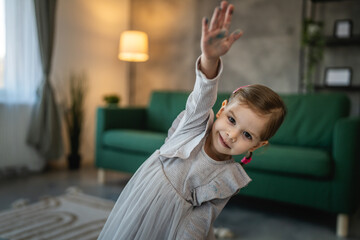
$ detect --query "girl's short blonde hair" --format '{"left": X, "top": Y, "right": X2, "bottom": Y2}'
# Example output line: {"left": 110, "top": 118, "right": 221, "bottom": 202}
{"left": 229, "top": 84, "right": 287, "bottom": 141}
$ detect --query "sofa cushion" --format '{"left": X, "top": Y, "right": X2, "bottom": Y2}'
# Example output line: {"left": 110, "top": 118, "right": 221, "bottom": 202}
{"left": 147, "top": 92, "right": 189, "bottom": 133}
{"left": 271, "top": 93, "right": 349, "bottom": 149}
{"left": 245, "top": 144, "right": 332, "bottom": 178}
{"left": 103, "top": 130, "right": 167, "bottom": 154}
{"left": 147, "top": 91, "right": 232, "bottom": 133}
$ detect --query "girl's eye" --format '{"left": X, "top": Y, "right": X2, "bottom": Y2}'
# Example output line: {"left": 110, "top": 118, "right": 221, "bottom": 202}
{"left": 228, "top": 117, "right": 235, "bottom": 124}
{"left": 243, "top": 131, "right": 252, "bottom": 140}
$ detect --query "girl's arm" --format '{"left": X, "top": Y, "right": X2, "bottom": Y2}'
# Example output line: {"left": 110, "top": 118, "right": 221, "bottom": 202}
{"left": 159, "top": 1, "right": 243, "bottom": 158}
{"left": 159, "top": 59, "right": 222, "bottom": 158}
{"left": 199, "top": 1, "right": 243, "bottom": 79}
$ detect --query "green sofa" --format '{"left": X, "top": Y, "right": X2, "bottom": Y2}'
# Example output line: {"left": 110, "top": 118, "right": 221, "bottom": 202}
{"left": 95, "top": 91, "right": 360, "bottom": 237}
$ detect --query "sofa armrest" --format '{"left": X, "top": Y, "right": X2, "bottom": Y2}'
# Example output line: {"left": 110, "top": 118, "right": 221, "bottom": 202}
{"left": 331, "top": 117, "right": 360, "bottom": 213}
{"left": 95, "top": 107, "right": 147, "bottom": 167}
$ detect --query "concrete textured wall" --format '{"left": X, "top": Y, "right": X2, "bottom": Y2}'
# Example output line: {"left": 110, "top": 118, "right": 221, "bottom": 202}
{"left": 131, "top": 0, "right": 303, "bottom": 106}
{"left": 131, "top": 0, "right": 360, "bottom": 115}
{"left": 130, "top": 0, "right": 198, "bottom": 105}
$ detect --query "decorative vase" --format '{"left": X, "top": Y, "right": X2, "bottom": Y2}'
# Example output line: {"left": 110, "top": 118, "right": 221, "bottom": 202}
{"left": 67, "top": 153, "right": 81, "bottom": 170}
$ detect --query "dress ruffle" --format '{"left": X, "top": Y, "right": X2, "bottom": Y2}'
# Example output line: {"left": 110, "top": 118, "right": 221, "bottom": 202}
{"left": 190, "top": 163, "right": 251, "bottom": 207}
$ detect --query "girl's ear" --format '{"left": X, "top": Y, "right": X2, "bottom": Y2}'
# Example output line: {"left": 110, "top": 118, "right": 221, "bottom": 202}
{"left": 249, "top": 140, "right": 268, "bottom": 152}
{"left": 216, "top": 100, "right": 228, "bottom": 118}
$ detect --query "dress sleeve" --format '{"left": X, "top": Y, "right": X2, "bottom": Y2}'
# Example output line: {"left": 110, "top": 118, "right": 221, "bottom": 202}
{"left": 159, "top": 56, "right": 223, "bottom": 159}
{"left": 176, "top": 56, "right": 222, "bottom": 133}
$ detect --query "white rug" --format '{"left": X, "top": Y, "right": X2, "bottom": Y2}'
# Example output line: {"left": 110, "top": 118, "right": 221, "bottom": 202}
{"left": 0, "top": 188, "right": 114, "bottom": 240}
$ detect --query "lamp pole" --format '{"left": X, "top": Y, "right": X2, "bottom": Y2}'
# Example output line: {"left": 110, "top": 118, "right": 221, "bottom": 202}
{"left": 129, "top": 62, "right": 135, "bottom": 105}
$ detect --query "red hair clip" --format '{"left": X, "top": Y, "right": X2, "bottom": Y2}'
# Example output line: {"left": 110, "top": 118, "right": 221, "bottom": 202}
{"left": 241, "top": 152, "right": 253, "bottom": 165}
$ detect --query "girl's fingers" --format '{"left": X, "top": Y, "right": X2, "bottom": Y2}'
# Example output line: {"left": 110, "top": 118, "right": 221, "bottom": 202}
{"left": 228, "top": 30, "right": 243, "bottom": 46}
{"left": 202, "top": 17, "right": 209, "bottom": 37}
{"left": 209, "top": 6, "right": 220, "bottom": 31}
{"left": 223, "top": 4, "right": 234, "bottom": 31}
{"left": 217, "top": 1, "right": 228, "bottom": 30}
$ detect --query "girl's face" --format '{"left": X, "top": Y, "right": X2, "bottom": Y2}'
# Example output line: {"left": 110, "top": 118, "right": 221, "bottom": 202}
{"left": 205, "top": 100, "right": 269, "bottom": 161}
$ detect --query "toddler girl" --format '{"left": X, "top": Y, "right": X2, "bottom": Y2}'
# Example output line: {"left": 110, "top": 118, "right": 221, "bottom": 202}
{"left": 98, "top": 1, "right": 286, "bottom": 239}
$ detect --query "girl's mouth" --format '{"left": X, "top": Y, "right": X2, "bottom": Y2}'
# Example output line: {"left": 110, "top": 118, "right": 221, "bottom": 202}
{"left": 219, "top": 134, "right": 231, "bottom": 149}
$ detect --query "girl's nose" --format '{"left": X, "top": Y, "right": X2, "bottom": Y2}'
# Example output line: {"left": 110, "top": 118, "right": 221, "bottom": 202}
{"left": 227, "top": 131, "right": 237, "bottom": 142}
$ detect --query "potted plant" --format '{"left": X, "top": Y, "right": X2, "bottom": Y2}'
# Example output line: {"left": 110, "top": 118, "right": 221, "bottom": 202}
{"left": 302, "top": 19, "right": 326, "bottom": 92}
{"left": 64, "top": 72, "right": 88, "bottom": 170}
{"left": 103, "top": 94, "right": 120, "bottom": 107}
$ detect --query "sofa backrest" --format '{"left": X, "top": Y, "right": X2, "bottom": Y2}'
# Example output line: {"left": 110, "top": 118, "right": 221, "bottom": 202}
{"left": 271, "top": 93, "right": 349, "bottom": 148}
{"left": 147, "top": 91, "right": 231, "bottom": 133}
{"left": 147, "top": 91, "right": 188, "bottom": 133}
{"left": 147, "top": 91, "right": 350, "bottom": 149}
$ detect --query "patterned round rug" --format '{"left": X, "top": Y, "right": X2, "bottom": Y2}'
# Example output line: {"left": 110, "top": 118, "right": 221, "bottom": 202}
{"left": 0, "top": 188, "right": 114, "bottom": 240}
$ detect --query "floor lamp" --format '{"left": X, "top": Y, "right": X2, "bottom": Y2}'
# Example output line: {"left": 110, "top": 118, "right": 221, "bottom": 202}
{"left": 118, "top": 31, "right": 149, "bottom": 106}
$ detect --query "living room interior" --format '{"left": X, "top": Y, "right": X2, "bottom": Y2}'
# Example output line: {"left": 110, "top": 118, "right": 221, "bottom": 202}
{"left": 1, "top": 0, "right": 360, "bottom": 239}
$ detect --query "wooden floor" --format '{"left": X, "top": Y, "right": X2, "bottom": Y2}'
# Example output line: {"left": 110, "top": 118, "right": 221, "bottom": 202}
{"left": 1, "top": 166, "right": 360, "bottom": 240}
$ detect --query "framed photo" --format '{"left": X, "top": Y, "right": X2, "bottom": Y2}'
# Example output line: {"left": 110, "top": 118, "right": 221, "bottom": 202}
{"left": 334, "top": 20, "right": 353, "bottom": 38}
{"left": 324, "top": 67, "right": 352, "bottom": 87}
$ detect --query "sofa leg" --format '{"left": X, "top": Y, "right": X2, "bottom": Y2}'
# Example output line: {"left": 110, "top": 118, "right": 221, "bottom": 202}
{"left": 98, "top": 169, "right": 106, "bottom": 184}
{"left": 336, "top": 214, "right": 349, "bottom": 237}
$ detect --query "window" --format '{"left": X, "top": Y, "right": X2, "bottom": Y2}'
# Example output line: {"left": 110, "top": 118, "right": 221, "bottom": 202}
{"left": 0, "top": 0, "right": 5, "bottom": 89}
{"left": 0, "top": 0, "right": 42, "bottom": 104}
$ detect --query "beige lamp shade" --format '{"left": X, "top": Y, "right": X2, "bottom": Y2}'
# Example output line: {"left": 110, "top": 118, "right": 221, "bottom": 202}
{"left": 118, "top": 31, "right": 149, "bottom": 62}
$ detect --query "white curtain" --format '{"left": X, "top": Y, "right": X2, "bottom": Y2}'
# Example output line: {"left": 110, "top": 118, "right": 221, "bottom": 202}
{"left": 1, "top": 0, "right": 42, "bottom": 104}
{"left": 0, "top": 0, "right": 44, "bottom": 175}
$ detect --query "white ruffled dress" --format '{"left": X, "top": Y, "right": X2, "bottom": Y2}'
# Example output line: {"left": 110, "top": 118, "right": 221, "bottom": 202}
{"left": 98, "top": 57, "right": 251, "bottom": 240}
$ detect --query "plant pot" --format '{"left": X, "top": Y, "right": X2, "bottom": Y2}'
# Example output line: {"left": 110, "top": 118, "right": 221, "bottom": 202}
{"left": 106, "top": 103, "right": 119, "bottom": 108}
{"left": 67, "top": 153, "right": 81, "bottom": 170}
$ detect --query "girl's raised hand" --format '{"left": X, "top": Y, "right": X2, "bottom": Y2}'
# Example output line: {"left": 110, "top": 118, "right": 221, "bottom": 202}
{"left": 201, "top": 1, "right": 243, "bottom": 61}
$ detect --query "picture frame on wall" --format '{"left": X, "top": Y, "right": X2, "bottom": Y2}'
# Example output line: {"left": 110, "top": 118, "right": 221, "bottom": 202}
{"left": 334, "top": 20, "right": 353, "bottom": 38}
{"left": 324, "top": 67, "right": 352, "bottom": 87}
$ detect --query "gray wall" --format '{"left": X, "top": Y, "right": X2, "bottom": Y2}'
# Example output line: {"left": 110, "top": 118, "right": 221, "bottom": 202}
{"left": 130, "top": 0, "right": 198, "bottom": 105}
{"left": 131, "top": 0, "right": 360, "bottom": 115}
{"left": 131, "top": 0, "right": 302, "bottom": 106}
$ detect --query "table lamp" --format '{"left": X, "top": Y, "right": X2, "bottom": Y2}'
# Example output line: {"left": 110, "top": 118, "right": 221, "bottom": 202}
{"left": 119, "top": 31, "right": 149, "bottom": 105}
